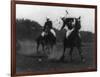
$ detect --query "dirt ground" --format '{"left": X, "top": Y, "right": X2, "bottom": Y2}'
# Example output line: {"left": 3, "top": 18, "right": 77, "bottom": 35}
{"left": 16, "top": 40, "right": 96, "bottom": 73}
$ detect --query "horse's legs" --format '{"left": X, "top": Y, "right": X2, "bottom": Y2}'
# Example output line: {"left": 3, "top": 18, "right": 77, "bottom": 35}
{"left": 77, "top": 46, "right": 85, "bottom": 62}
{"left": 44, "top": 44, "right": 49, "bottom": 56}
{"left": 47, "top": 44, "right": 51, "bottom": 56}
{"left": 50, "top": 44, "right": 54, "bottom": 55}
{"left": 59, "top": 44, "right": 66, "bottom": 61}
{"left": 36, "top": 42, "right": 39, "bottom": 53}
{"left": 69, "top": 47, "right": 74, "bottom": 61}
{"left": 42, "top": 43, "right": 45, "bottom": 52}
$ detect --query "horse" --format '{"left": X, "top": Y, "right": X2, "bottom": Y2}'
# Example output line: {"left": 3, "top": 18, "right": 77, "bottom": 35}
{"left": 60, "top": 17, "right": 85, "bottom": 62}
{"left": 35, "top": 27, "right": 56, "bottom": 56}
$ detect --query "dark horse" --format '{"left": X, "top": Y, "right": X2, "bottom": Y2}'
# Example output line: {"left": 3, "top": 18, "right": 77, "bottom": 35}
{"left": 36, "top": 27, "right": 56, "bottom": 56}
{"left": 60, "top": 17, "right": 85, "bottom": 62}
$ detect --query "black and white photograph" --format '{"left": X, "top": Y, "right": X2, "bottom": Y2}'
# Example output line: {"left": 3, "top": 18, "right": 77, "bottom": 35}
{"left": 15, "top": 2, "right": 97, "bottom": 75}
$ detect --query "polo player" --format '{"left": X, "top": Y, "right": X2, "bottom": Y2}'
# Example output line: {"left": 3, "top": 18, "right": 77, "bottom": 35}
{"left": 44, "top": 18, "right": 52, "bottom": 31}
{"left": 41, "top": 18, "right": 56, "bottom": 37}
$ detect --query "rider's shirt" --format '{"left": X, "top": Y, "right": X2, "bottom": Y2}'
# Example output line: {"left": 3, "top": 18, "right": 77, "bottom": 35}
{"left": 44, "top": 20, "right": 52, "bottom": 30}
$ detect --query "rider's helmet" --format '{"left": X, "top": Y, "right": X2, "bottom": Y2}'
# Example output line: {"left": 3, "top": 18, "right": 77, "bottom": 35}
{"left": 46, "top": 17, "right": 50, "bottom": 21}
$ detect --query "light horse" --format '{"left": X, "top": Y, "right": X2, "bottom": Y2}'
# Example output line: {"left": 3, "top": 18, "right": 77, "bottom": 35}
{"left": 60, "top": 17, "right": 85, "bottom": 62}
{"left": 36, "top": 26, "right": 56, "bottom": 56}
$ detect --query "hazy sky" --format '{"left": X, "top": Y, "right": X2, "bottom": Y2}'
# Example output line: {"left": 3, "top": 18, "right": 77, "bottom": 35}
{"left": 16, "top": 4, "right": 95, "bottom": 33}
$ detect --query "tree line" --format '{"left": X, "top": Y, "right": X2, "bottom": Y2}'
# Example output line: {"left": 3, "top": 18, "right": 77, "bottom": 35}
{"left": 16, "top": 19, "right": 94, "bottom": 43}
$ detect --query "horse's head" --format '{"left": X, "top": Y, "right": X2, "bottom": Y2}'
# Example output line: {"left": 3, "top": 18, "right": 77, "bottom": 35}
{"left": 74, "top": 16, "right": 81, "bottom": 30}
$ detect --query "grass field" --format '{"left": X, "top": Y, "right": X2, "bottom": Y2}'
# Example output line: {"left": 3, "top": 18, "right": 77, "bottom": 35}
{"left": 16, "top": 40, "right": 96, "bottom": 73}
